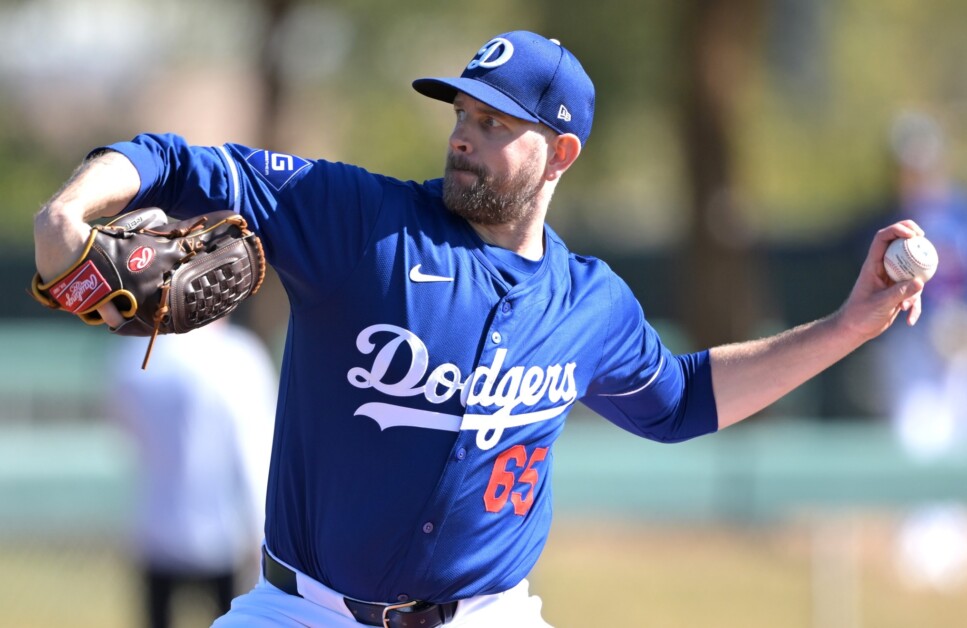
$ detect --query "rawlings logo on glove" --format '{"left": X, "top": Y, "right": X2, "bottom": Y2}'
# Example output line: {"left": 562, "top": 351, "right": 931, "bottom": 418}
{"left": 30, "top": 208, "right": 266, "bottom": 368}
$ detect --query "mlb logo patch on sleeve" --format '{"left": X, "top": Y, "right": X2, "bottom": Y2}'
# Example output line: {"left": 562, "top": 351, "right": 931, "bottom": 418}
{"left": 245, "top": 150, "right": 311, "bottom": 191}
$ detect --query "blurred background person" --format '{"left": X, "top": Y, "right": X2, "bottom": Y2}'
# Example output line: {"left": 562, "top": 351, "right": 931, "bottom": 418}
{"left": 106, "top": 316, "right": 278, "bottom": 628}
{"left": 873, "top": 111, "right": 967, "bottom": 591}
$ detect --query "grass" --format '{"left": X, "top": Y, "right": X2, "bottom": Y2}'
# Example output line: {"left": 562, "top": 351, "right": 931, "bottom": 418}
{"left": 0, "top": 539, "right": 219, "bottom": 628}
{"left": 533, "top": 516, "right": 967, "bottom": 627}
{"left": 2, "top": 514, "right": 967, "bottom": 627}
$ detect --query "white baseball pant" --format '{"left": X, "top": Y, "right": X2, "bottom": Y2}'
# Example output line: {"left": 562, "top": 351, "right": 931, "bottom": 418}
{"left": 211, "top": 548, "right": 553, "bottom": 627}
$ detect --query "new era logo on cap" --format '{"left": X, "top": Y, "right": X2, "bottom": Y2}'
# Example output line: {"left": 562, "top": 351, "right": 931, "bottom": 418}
{"left": 412, "top": 31, "right": 595, "bottom": 145}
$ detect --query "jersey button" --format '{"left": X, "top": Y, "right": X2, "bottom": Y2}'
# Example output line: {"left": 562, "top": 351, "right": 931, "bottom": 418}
{"left": 422, "top": 522, "right": 434, "bottom": 534}
{"left": 456, "top": 447, "right": 467, "bottom": 460}
{"left": 397, "top": 594, "right": 409, "bottom": 602}
{"left": 502, "top": 301, "right": 512, "bottom": 313}
{"left": 491, "top": 331, "right": 502, "bottom": 344}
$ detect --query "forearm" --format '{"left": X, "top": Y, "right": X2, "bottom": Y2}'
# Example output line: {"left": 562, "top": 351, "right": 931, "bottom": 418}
{"left": 709, "top": 221, "right": 930, "bottom": 429}
{"left": 34, "top": 150, "right": 140, "bottom": 280}
{"left": 709, "top": 313, "right": 864, "bottom": 429}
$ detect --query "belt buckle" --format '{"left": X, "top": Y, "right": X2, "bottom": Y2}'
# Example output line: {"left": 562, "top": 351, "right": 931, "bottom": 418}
{"left": 381, "top": 600, "right": 418, "bottom": 628}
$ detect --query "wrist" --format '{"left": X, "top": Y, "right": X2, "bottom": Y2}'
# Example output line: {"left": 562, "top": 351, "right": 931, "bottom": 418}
{"left": 828, "top": 305, "right": 874, "bottom": 349}
{"left": 34, "top": 202, "right": 92, "bottom": 280}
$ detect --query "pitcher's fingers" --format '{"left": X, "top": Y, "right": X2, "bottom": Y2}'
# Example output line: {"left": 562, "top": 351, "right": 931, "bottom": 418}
{"left": 906, "top": 294, "right": 923, "bottom": 326}
{"left": 98, "top": 302, "right": 125, "bottom": 328}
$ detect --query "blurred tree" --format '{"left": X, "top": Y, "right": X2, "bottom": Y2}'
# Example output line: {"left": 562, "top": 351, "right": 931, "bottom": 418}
{"left": 677, "top": 0, "right": 766, "bottom": 348}
{"left": 541, "top": 0, "right": 766, "bottom": 347}
{"left": 243, "top": 0, "right": 298, "bottom": 345}
{"left": 256, "top": 0, "right": 295, "bottom": 153}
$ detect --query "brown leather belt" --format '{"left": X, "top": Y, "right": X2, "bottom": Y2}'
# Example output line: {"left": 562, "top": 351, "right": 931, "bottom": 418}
{"left": 262, "top": 547, "right": 458, "bottom": 628}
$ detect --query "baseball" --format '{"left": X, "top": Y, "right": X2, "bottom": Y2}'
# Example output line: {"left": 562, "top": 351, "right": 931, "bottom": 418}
{"left": 883, "top": 235, "right": 938, "bottom": 283}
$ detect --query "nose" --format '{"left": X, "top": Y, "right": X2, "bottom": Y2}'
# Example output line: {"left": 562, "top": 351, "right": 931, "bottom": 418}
{"left": 449, "top": 123, "right": 471, "bottom": 154}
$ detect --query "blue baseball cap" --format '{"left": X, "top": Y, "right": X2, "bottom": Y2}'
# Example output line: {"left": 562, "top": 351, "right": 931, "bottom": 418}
{"left": 413, "top": 31, "right": 595, "bottom": 145}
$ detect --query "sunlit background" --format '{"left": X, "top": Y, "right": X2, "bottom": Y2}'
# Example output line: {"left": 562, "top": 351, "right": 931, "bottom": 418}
{"left": 3, "top": 0, "right": 967, "bottom": 626}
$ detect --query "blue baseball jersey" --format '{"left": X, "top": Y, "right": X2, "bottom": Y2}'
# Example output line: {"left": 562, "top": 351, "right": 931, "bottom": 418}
{"left": 103, "top": 133, "right": 718, "bottom": 604}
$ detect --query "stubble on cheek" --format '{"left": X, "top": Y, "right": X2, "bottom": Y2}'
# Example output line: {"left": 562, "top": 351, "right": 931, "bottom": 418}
{"left": 442, "top": 152, "right": 543, "bottom": 226}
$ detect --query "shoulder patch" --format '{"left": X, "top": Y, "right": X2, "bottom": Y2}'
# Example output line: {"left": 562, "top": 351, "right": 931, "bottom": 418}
{"left": 245, "top": 150, "right": 310, "bottom": 191}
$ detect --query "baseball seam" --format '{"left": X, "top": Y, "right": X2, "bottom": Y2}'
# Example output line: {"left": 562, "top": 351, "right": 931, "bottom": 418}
{"left": 902, "top": 239, "right": 931, "bottom": 269}
{"left": 884, "top": 257, "right": 906, "bottom": 279}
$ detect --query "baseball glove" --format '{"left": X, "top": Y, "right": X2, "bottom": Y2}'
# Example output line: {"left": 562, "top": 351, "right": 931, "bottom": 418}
{"left": 31, "top": 208, "right": 266, "bottom": 368}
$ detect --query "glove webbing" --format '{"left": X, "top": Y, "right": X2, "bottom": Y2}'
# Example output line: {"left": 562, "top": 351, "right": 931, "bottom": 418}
{"left": 140, "top": 217, "right": 213, "bottom": 370}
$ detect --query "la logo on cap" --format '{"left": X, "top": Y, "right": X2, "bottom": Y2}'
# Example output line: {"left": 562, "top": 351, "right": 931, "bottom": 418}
{"left": 467, "top": 38, "right": 514, "bottom": 71}
{"left": 412, "top": 30, "right": 596, "bottom": 145}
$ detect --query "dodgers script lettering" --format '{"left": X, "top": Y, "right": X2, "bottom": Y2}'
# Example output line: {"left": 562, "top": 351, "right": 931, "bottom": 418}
{"left": 347, "top": 324, "right": 577, "bottom": 450}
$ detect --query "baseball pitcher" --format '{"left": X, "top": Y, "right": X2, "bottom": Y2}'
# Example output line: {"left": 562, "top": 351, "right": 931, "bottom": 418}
{"left": 33, "top": 31, "right": 927, "bottom": 627}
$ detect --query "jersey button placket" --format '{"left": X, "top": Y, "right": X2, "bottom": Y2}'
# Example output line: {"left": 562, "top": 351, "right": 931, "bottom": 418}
{"left": 491, "top": 299, "right": 512, "bottom": 344}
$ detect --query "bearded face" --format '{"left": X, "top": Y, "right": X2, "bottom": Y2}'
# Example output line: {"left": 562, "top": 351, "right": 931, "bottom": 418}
{"left": 442, "top": 150, "right": 545, "bottom": 226}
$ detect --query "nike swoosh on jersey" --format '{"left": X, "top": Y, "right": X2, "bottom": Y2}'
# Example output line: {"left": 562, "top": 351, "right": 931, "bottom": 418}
{"left": 408, "top": 264, "right": 454, "bottom": 283}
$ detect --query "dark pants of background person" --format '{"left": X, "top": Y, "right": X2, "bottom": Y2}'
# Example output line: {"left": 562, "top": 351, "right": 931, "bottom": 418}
{"left": 144, "top": 566, "right": 235, "bottom": 628}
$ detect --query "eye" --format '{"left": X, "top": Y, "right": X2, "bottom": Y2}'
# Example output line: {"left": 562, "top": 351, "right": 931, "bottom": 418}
{"left": 482, "top": 116, "right": 502, "bottom": 129}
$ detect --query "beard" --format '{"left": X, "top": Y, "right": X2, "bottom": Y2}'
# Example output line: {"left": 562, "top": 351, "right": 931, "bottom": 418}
{"left": 442, "top": 152, "right": 543, "bottom": 226}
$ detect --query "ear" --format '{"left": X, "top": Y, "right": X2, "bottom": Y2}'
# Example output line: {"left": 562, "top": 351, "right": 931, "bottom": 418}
{"left": 545, "top": 133, "right": 582, "bottom": 181}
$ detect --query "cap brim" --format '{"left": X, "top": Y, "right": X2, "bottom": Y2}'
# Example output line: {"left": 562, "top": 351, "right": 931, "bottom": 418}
{"left": 412, "top": 77, "right": 540, "bottom": 124}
